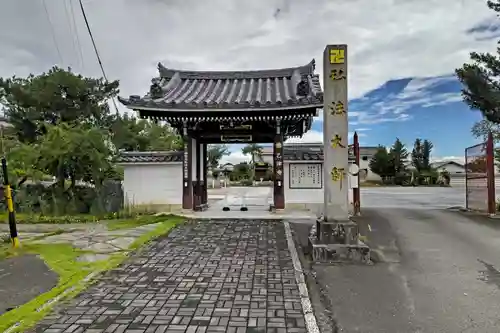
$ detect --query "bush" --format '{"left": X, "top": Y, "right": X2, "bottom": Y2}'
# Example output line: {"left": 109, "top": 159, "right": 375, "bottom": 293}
{"left": 0, "top": 181, "right": 124, "bottom": 216}
{"left": 239, "top": 179, "right": 254, "bottom": 186}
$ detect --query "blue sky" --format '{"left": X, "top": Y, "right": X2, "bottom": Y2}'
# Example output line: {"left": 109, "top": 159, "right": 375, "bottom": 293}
{"left": 224, "top": 74, "right": 484, "bottom": 164}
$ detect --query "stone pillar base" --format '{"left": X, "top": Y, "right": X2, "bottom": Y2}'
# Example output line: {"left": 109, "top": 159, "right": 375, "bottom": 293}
{"left": 309, "top": 218, "right": 371, "bottom": 264}
{"left": 308, "top": 238, "right": 371, "bottom": 263}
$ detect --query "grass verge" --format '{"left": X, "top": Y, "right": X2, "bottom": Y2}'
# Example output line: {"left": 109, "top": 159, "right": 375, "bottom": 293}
{"left": 106, "top": 214, "right": 183, "bottom": 231}
{"left": 0, "top": 216, "right": 184, "bottom": 333}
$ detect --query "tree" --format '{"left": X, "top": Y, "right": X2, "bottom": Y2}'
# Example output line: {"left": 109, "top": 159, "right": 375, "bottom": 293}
{"left": 0, "top": 66, "right": 119, "bottom": 143}
{"left": 455, "top": 0, "right": 500, "bottom": 123}
{"left": 389, "top": 138, "right": 409, "bottom": 174}
{"left": 411, "top": 138, "right": 423, "bottom": 172}
{"left": 470, "top": 119, "right": 500, "bottom": 169}
{"left": 369, "top": 146, "right": 392, "bottom": 179}
{"left": 110, "top": 114, "right": 182, "bottom": 152}
{"left": 422, "top": 139, "right": 433, "bottom": 171}
{"left": 242, "top": 143, "right": 263, "bottom": 181}
{"left": 471, "top": 119, "right": 500, "bottom": 142}
{"left": 34, "top": 123, "right": 114, "bottom": 190}
{"left": 207, "top": 144, "right": 229, "bottom": 170}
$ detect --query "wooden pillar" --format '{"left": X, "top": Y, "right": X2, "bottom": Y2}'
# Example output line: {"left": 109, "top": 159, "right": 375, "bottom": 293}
{"left": 202, "top": 143, "right": 208, "bottom": 205}
{"left": 273, "top": 119, "right": 285, "bottom": 209}
{"left": 353, "top": 132, "right": 361, "bottom": 215}
{"left": 486, "top": 131, "right": 496, "bottom": 215}
{"left": 182, "top": 125, "right": 193, "bottom": 210}
{"left": 193, "top": 138, "right": 202, "bottom": 210}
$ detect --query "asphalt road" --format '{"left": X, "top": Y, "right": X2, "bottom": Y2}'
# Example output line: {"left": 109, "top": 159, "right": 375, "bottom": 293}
{"left": 361, "top": 187, "right": 465, "bottom": 209}
{"left": 306, "top": 208, "right": 500, "bottom": 333}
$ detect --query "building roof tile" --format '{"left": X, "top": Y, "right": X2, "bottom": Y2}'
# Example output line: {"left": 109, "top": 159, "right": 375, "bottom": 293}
{"left": 117, "top": 151, "right": 183, "bottom": 163}
{"left": 118, "top": 60, "right": 323, "bottom": 112}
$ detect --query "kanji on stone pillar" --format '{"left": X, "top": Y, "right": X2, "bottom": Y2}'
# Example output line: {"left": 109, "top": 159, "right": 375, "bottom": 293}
{"left": 323, "top": 44, "right": 349, "bottom": 222}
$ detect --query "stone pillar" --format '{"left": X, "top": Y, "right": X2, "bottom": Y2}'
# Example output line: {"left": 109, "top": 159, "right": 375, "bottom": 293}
{"left": 182, "top": 125, "right": 193, "bottom": 210}
{"left": 323, "top": 44, "right": 349, "bottom": 222}
{"left": 273, "top": 119, "right": 285, "bottom": 209}
{"left": 202, "top": 143, "right": 208, "bottom": 205}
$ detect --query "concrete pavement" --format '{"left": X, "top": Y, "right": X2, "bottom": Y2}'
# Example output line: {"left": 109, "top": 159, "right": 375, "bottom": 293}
{"left": 297, "top": 208, "right": 500, "bottom": 333}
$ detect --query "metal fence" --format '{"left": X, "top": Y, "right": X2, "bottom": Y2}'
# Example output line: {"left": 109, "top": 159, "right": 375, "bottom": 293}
{"left": 465, "top": 133, "right": 496, "bottom": 214}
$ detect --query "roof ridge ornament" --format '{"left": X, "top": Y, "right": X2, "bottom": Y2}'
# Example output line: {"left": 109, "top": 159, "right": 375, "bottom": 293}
{"left": 296, "top": 76, "right": 310, "bottom": 97}
{"left": 150, "top": 77, "right": 163, "bottom": 99}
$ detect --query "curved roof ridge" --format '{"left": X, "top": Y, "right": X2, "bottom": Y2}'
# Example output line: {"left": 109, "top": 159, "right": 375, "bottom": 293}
{"left": 157, "top": 59, "right": 316, "bottom": 80}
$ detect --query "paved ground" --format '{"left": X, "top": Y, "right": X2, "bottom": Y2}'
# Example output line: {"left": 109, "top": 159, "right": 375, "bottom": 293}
{"left": 0, "top": 255, "right": 58, "bottom": 315}
{"left": 34, "top": 220, "right": 311, "bottom": 333}
{"left": 298, "top": 208, "right": 500, "bottom": 333}
{"left": 361, "top": 186, "right": 465, "bottom": 209}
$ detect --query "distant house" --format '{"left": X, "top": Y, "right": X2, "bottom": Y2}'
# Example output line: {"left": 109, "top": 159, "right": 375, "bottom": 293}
{"left": 430, "top": 161, "right": 466, "bottom": 175}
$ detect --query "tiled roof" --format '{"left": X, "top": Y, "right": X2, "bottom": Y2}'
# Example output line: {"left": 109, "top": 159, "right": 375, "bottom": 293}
{"left": 118, "top": 60, "right": 323, "bottom": 112}
{"left": 117, "top": 151, "right": 183, "bottom": 163}
{"left": 118, "top": 144, "right": 376, "bottom": 164}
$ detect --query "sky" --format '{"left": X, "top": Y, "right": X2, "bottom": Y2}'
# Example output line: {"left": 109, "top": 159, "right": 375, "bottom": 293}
{"left": 0, "top": 0, "right": 498, "bottom": 165}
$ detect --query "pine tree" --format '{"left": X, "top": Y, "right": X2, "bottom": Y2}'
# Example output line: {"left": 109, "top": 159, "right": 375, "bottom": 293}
{"left": 456, "top": 0, "right": 500, "bottom": 123}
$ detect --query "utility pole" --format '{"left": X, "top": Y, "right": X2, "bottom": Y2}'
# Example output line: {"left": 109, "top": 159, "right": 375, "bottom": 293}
{"left": 2, "top": 158, "right": 18, "bottom": 248}
{"left": 0, "top": 123, "right": 19, "bottom": 248}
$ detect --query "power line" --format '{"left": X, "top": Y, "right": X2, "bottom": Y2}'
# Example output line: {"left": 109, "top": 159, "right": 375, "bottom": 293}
{"left": 78, "top": 0, "right": 119, "bottom": 114}
{"left": 69, "top": 0, "right": 85, "bottom": 70}
{"left": 63, "top": 0, "right": 82, "bottom": 69}
{"left": 41, "top": 0, "right": 63, "bottom": 65}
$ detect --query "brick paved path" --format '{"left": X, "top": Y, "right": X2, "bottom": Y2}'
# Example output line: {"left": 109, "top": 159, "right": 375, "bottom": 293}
{"left": 35, "top": 220, "right": 309, "bottom": 333}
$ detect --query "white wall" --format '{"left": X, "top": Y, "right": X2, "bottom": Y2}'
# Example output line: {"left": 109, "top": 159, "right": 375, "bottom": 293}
{"left": 436, "top": 163, "right": 466, "bottom": 175}
{"left": 359, "top": 156, "right": 381, "bottom": 181}
{"left": 283, "top": 161, "right": 354, "bottom": 205}
{"left": 122, "top": 163, "right": 182, "bottom": 205}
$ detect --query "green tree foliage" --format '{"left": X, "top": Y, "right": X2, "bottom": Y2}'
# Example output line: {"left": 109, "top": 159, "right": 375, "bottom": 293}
{"left": 207, "top": 144, "right": 229, "bottom": 170}
{"left": 242, "top": 144, "right": 263, "bottom": 164}
{"left": 389, "top": 138, "right": 409, "bottom": 174}
{"left": 411, "top": 138, "right": 423, "bottom": 172}
{"left": 110, "top": 113, "right": 182, "bottom": 152}
{"left": 242, "top": 143, "right": 264, "bottom": 181}
{"left": 411, "top": 138, "right": 433, "bottom": 172}
{"left": 0, "top": 66, "right": 118, "bottom": 143}
{"left": 369, "top": 146, "right": 391, "bottom": 178}
{"left": 471, "top": 119, "right": 500, "bottom": 169}
{"left": 455, "top": 0, "right": 500, "bottom": 123}
{"left": 422, "top": 140, "right": 433, "bottom": 171}
{"left": 230, "top": 162, "right": 252, "bottom": 181}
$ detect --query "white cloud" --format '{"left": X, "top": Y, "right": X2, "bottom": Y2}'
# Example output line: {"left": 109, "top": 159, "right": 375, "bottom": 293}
{"left": 0, "top": 0, "right": 496, "bottom": 105}
{"left": 220, "top": 150, "right": 250, "bottom": 165}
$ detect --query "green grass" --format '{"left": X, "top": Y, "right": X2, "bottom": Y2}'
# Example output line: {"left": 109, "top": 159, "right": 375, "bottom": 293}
{"left": 106, "top": 214, "right": 183, "bottom": 231}
{"left": 0, "top": 215, "right": 184, "bottom": 333}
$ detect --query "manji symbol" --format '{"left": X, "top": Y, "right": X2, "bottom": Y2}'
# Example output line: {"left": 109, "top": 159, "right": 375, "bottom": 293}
{"left": 330, "top": 69, "right": 346, "bottom": 81}
{"left": 330, "top": 134, "right": 345, "bottom": 148}
{"left": 329, "top": 101, "right": 346, "bottom": 116}
{"left": 330, "top": 49, "right": 345, "bottom": 64}
{"left": 330, "top": 167, "right": 345, "bottom": 190}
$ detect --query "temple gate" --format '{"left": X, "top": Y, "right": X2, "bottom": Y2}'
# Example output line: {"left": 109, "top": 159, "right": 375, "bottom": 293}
{"left": 119, "top": 60, "right": 323, "bottom": 211}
